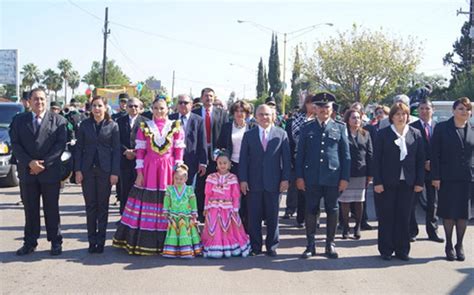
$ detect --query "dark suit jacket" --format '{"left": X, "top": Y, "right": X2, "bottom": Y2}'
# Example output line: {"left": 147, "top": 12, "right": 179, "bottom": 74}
{"left": 239, "top": 126, "right": 291, "bottom": 193}
{"left": 117, "top": 114, "right": 147, "bottom": 169}
{"left": 348, "top": 130, "right": 373, "bottom": 177}
{"left": 373, "top": 126, "right": 425, "bottom": 187}
{"left": 192, "top": 106, "right": 229, "bottom": 152}
{"left": 410, "top": 120, "right": 436, "bottom": 180}
{"left": 216, "top": 121, "right": 255, "bottom": 160}
{"left": 431, "top": 117, "right": 474, "bottom": 182}
{"left": 295, "top": 119, "right": 351, "bottom": 187}
{"left": 169, "top": 112, "right": 207, "bottom": 178}
{"left": 10, "top": 111, "right": 67, "bottom": 183}
{"left": 74, "top": 117, "right": 121, "bottom": 176}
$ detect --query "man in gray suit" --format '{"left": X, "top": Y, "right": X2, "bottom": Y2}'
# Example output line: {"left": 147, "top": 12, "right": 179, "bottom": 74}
{"left": 10, "top": 88, "right": 67, "bottom": 256}
{"left": 239, "top": 104, "right": 291, "bottom": 257}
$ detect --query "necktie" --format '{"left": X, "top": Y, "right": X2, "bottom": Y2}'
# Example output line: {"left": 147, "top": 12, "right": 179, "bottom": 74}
{"left": 424, "top": 123, "right": 431, "bottom": 142}
{"left": 321, "top": 121, "right": 326, "bottom": 129}
{"left": 262, "top": 130, "right": 268, "bottom": 151}
{"left": 34, "top": 115, "right": 41, "bottom": 133}
{"left": 180, "top": 115, "right": 186, "bottom": 132}
{"left": 205, "top": 109, "right": 211, "bottom": 144}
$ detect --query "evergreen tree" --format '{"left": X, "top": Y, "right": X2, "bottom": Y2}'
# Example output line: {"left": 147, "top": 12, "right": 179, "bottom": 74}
{"left": 290, "top": 46, "right": 302, "bottom": 109}
{"left": 268, "top": 34, "right": 282, "bottom": 106}
{"left": 263, "top": 65, "right": 269, "bottom": 94}
{"left": 256, "top": 57, "right": 265, "bottom": 98}
{"left": 443, "top": 21, "right": 472, "bottom": 80}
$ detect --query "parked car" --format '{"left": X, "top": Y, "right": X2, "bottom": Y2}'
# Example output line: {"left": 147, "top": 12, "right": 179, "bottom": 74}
{"left": 0, "top": 102, "right": 24, "bottom": 187}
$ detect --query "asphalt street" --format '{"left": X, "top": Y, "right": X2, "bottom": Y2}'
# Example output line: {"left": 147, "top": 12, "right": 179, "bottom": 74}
{"left": 0, "top": 183, "right": 472, "bottom": 294}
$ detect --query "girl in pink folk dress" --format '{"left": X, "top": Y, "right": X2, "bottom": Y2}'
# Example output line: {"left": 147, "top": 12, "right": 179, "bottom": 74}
{"left": 202, "top": 150, "right": 250, "bottom": 258}
{"left": 113, "top": 97, "right": 185, "bottom": 255}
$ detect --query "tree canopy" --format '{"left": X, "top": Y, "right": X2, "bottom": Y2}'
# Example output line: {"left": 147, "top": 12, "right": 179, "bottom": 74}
{"left": 82, "top": 60, "right": 130, "bottom": 88}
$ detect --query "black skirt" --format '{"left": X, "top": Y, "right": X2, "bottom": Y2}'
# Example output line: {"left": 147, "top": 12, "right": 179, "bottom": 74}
{"left": 437, "top": 181, "right": 472, "bottom": 219}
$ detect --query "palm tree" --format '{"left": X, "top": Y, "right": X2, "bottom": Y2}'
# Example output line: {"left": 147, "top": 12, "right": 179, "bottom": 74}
{"left": 49, "top": 73, "right": 63, "bottom": 101}
{"left": 58, "top": 59, "right": 73, "bottom": 104}
{"left": 21, "top": 63, "right": 42, "bottom": 90}
{"left": 42, "top": 69, "right": 58, "bottom": 95}
{"left": 68, "top": 70, "right": 81, "bottom": 99}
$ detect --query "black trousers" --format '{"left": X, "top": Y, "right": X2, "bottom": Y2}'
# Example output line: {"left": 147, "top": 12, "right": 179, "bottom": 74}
{"left": 195, "top": 150, "right": 217, "bottom": 220}
{"left": 410, "top": 178, "right": 439, "bottom": 238}
{"left": 82, "top": 167, "right": 112, "bottom": 246}
{"left": 304, "top": 185, "right": 339, "bottom": 247}
{"left": 21, "top": 179, "right": 62, "bottom": 247}
{"left": 247, "top": 191, "right": 280, "bottom": 252}
{"left": 286, "top": 173, "right": 305, "bottom": 224}
{"left": 119, "top": 167, "right": 136, "bottom": 215}
{"left": 375, "top": 181, "right": 415, "bottom": 256}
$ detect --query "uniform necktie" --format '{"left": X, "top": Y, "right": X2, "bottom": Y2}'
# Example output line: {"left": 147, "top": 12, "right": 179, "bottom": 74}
{"left": 262, "top": 130, "right": 268, "bottom": 151}
{"left": 321, "top": 121, "right": 326, "bottom": 129}
{"left": 205, "top": 109, "right": 211, "bottom": 144}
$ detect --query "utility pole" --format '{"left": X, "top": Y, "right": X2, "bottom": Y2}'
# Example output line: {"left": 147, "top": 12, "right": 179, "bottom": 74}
{"left": 281, "top": 33, "right": 287, "bottom": 114}
{"left": 457, "top": 0, "right": 473, "bottom": 69}
{"left": 171, "top": 70, "right": 175, "bottom": 99}
{"left": 102, "top": 7, "right": 110, "bottom": 87}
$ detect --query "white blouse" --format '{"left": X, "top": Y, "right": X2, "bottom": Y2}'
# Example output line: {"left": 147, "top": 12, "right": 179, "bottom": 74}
{"left": 231, "top": 124, "right": 247, "bottom": 163}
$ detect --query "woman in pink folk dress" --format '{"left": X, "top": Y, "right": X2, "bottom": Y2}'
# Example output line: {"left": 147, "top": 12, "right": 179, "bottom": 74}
{"left": 113, "top": 97, "right": 185, "bottom": 255}
{"left": 202, "top": 150, "right": 250, "bottom": 258}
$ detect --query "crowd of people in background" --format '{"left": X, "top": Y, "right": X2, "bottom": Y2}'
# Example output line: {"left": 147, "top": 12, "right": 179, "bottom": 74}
{"left": 9, "top": 86, "right": 472, "bottom": 264}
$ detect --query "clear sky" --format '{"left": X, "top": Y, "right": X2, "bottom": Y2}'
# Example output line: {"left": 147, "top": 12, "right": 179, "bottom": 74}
{"left": 0, "top": 0, "right": 470, "bottom": 101}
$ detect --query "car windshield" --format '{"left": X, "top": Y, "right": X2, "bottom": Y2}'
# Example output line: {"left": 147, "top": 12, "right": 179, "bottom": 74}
{"left": 0, "top": 104, "right": 23, "bottom": 128}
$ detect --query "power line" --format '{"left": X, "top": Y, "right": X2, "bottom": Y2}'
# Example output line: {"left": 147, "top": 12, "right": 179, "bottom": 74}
{"left": 67, "top": 0, "right": 102, "bottom": 21}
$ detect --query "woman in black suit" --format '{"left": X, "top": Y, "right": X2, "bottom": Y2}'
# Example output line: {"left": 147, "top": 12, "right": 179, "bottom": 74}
{"left": 75, "top": 96, "right": 120, "bottom": 253}
{"left": 373, "top": 102, "right": 425, "bottom": 261}
{"left": 339, "top": 109, "right": 373, "bottom": 239}
{"left": 431, "top": 97, "right": 473, "bottom": 261}
{"left": 216, "top": 100, "right": 253, "bottom": 228}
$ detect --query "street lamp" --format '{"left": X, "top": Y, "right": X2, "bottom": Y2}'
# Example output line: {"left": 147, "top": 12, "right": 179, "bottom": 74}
{"left": 237, "top": 20, "right": 333, "bottom": 113}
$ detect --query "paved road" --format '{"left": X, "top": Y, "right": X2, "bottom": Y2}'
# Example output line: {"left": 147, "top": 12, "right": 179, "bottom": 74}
{"left": 0, "top": 184, "right": 473, "bottom": 294}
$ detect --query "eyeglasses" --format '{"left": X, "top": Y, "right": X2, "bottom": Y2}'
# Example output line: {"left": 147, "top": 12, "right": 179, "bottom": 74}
{"left": 128, "top": 105, "right": 139, "bottom": 108}
{"left": 178, "top": 101, "right": 190, "bottom": 105}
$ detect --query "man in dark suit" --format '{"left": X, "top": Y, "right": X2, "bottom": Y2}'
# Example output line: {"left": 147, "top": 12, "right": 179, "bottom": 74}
{"left": 239, "top": 104, "right": 291, "bottom": 257}
{"left": 112, "top": 93, "right": 129, "bottom": 121}
{"left": 10, "top": 88, "right": 67, "bottom": 256}
{"left": 192, "top": 87, "right": 229, "bottom": 221}
{"left": 116, "top": 97, "right": 147, "bottom": 214}
{"left": 409, "top": 99, "right": 444, "bottom": 243}
{"left": 296, "top": 93, "right": 351, "bottom": 259}
{"left": 170, "top": 94, "right": 207, "bottom": 185}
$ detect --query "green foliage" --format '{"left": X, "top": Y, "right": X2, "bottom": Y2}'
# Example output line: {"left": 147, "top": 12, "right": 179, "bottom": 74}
{"left": 0, "top": 84, "right": 17, "bottom": 99}
{"left": 302, "top": 24, "right": 421, "bottom": 105}
{"left": 42, "top": 69, "right": 63, "bottom": 100}
{"left": 268, "top": 34, "right": 282, "bottom": 104}
{"left": 82, "top": 60, "right": 130, "bottom": 88}
{"left": 68, "top": 70, "right": 81, "bottom": 97}
{"left": 58, "top": 59, "right": 73, "bottom": 103}
{"left": 21, "top": 63, "right": 42, "bottom": 90}
{"left": 443, "top": 21, "right": 472, "bottom": 80}
{"left": 290, "top": 46, "right": 302, "bottom": 109}
{"left": 444, "top": 70, "right": 474, "bottom": 100}
{"left": 256, "top": 58, "right": 266, "bottom": 98}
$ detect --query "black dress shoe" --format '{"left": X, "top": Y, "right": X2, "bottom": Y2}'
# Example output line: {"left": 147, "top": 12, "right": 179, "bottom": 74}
{"left": 88, "top": 244, "right": 97, "bottom": 253}
{"left": 249, "top": 250, "right": 262, "bottom": 256}
{"left": 266, "top": 250, "right": 277, "bottom": 257}
{"left": 381, "top": 254, "right": 392, "bottom": 261}
{"left": 395, "top": 253, "right": 410, "bottom": 261}
{"left": 50, "top": 244, "right": 62, "bottom": 256}
{"left": 341, "top": 227, "right": 349, "bottom": 240}
{"left": 325, "top": 244, "right": 338, "bottom": 259}
{"left": 301, "top": 248, "right": 316, "bottom": 259}
{"left": 96, "top": 244, "right": 104, "bottom": 254}
{"left": 296, "top": 222, "right": 304, "bottom": 228}
{"left": 409, "top": 236, "right": 417, "bottom": 242}
{"left": 361, "top": 223, "right": 373, "bottom": 230}
{"left": 445, "top": 246, "right": 456, "bottom": 261}
{"left": 282, "top": 212, "right": 293, "bottom": 219}
{"left": 455, "top": 244, "right": 465, "bottom": 261}
{"left": 428, "top": 235, "right": 444, "bottom": 243}
{"left": 16, "top": 245, "right": 36, "bottom": 256}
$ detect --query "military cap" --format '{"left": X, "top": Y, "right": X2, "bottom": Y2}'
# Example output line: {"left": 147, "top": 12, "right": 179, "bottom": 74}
{"left": 311, "top": 92, "right": 336, "bottom": 105}
{"left": 265, "top": 96, "right": 276, "bottom": 106}
{"left": 50, "top": 101, "right": 61, "bottom": 109}
{"left": 118, "top": 93, "right": 129, "bottom": 102}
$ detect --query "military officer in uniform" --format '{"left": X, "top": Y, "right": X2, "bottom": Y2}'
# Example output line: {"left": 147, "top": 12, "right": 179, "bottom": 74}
{"left": 295, "top": 92, "right": 351, "bottom": 259}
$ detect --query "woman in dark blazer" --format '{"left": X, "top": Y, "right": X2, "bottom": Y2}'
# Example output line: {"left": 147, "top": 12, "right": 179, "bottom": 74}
{"left": 216, "top": 100, "right": 253, "bottom": 228}
{"left": 75, "top": 96, "right": 120, "bottom": 254}
{"left": 373, "top": 102, "right": 425, "bottom": 261}
{"left": 431, "top": 97, "right": 473, "bottom": 261}
{"left": 339, "top": 109, "right": 373, "bottom": 239}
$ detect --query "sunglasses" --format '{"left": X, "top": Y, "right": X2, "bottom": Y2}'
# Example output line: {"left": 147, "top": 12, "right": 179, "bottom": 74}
{"left": 178, "top": 101, "right": 191, "bottom": 105}
{"left": 128, "top": 105, "right": 139, "bottom": 108}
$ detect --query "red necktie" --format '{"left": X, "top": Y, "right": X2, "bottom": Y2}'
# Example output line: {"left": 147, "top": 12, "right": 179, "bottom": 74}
{"left": 424, "top": 123, "right": 430, "bottom": 142}
{"left": 205, "top": 109, "right": 211, "bottom": 144}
